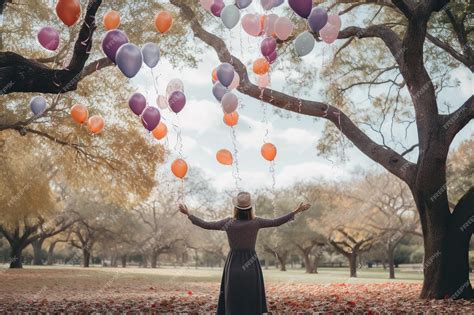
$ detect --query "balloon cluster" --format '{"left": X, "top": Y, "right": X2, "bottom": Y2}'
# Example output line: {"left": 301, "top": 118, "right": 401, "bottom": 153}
{"left": 289, "top": 1, "right": 342, "bottom": 56}
{"left": 70, "top": 104, "right": 105, "bottom": 135}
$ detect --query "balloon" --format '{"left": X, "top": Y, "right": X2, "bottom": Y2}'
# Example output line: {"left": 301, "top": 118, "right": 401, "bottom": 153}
{"left": 154, "top": 11, "right": 173, "bottom": 33}
{"left": 265, "top": 50, "right": 277, "bottom": 64}
{"left": 212, "top": 68, "right": 218, "bottom": 83}
{"left": 128, "top": 93, "right": 147, "bottom": 116}
{"left": 141, "top": 43, "right": 160, "bottom": 68}
{"left": 156, "top": 95, "right": 169, "bottom": 109}
{"left": 229, "top": 72, "right": 240, "bottom": 90}
{"left": 116, "top": 43, "right": 143, "bottom": 78}
{"left": 223, "top": 111, "right": 239, "bottom": 126}
{"left": 241, "top": 14, "right": 261, "bottom": 36}
{"left": 259, "top": 15, "right": 266, "bottom": 35}
{"left": 55, "top": 0, "right": 81, "bottom": 27}
{"left": 141, "top": 107, "right": 161, "bottom": 131}
{"left": 261, "top": 143, "right": 277, "bottom": 161}
{"left": 88, "top": 115, "right": 105, "bottom": 134}
{"left": 216, "top": 63, "right": 235, "bottom": 87}
{"left": 294, "top": 31, "right": 315, "bottom": 56}
{"left": 212, "top": 82, "right": 228, "bottom": 101}
{"left": 166, "top": 79, "right": 184, "bottom": 97}
{"left": 257, "top": 74, "right": 270, "bottom": 88}
{"left": 221, "top": 92, "right": 238, "bottom": 113}
{"left": 327, "top": 14, "right": 342, "bottom": 29}
{"left": 236, "top": 0, "right": 252, "bottom": 9}
{"left": 103, "top": 10, "right": 120, "bottom": 30}
{"left": 71, "top": 104, "right": 88, "bottom": 124}
{"left": 29, "top": 96, "right": 46, "bottom": 116}
{"left": 211, "top": 1, "right": 225, "bottom": 17}
{"left": 261, "top": 0, "right": 274, "bottom": 10}
{"left": 264, "top": 14, "right": 278, "bottom": 37}
{"left": 273, "top": 0, "right": 284, "bottom": 7}
{"left": 152, "top": 122, "right": 168, "bottom": 140}
{"left": 308, "top": 7, "right": 328, "bottom": 33}
{"left": 102, "top": 29, "right": 129, "bottom": 63}
{"left": 274, "top": 17, "right": 293, "bottom": 40}
{"left": 216, "top": 149, "right": 233, "bottom": 165}
{"left": 168, "top": 91, "right": 186, "bottom": 113}
{"left": 37, "top": 27, "right": 60, "bottom": 51}
{"left": 221, "top": 5, "right": 240, "bottom": 29}
{"left": 171, "top": 159, "right": 188, "bottom": 179}
{"left": 200, "top": 0, "right": 213, "bottom": 11}
{"left": 288, "top": 0, "right": 312, "bottom": 19}
{"left": 320, "top": 23, "right": 339, "bottom": 44}
{"left": 260, "top": 37, "right": 276, "bottom": 57}
{"left": 253, "top": 58, "right": 270, "bottom": 75}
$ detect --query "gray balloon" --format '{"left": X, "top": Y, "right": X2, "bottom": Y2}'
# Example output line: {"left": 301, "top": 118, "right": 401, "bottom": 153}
{"left": 142, "top": 43, "right": 160, "bottom": 68}
{"left": 221, "top": 5, "right": 240, "bottom": 29}
{"left": 29, "top": 96, "right": 46, "bottom": 116}
{"left": 116, "top": 43, "right": 143, "bottom": 78}
{"left": 294, "top": 31, "right": 315, "bottom": 57}
{"left": 212, "top": 82, "right": 228, "bottom": 101}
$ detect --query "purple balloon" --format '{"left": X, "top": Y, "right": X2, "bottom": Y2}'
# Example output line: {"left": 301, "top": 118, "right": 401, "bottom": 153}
{"left": 235, "top": 0, "right": 252, "bottom": 9}
{"left": 102, "top": 29, "right": 129, "bottom": 63}
{"left": 29, "top": 96, "right": 47, "bottom": 116}
{"left": 288, "top": 0, "right": 313, "bottom": 19}
{"left": 211, "top": 1, "right": 225, "bottom": 17}
{"left": 216, "top": 63, "right": 235, "bottom": 87}
{"left": 265, "top": 50, "right": 277, "bottom": 64}
{"left": 37, "top": 27, "right": 60, "bottom": 51}
{"left": 141, "top": 107, "right": 161, "bottom": 131}
{"left": 212, "top": 82, "right": 228, "bottom": 101}
{"left": 116, "top": 43, "right": 143, "bottom": 78}
{"left": 273, "top": 0, "right": 284, "bottom": 7}
{"left": 308, "top": 7, "right": 328, "bottom": 33}
{"left": 129, "top": 93, "right": 147, "bottom": 116}
{"left": 261, "top": 0, "right": 274, "bottom": 10}
{"left": 168, "top": 91, "right": 186, "bottom": 113}
{"left": 261, "top": 37, "right": 277, "bottom": 57}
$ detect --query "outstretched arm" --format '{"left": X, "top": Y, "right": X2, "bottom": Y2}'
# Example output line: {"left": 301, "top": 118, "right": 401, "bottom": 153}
{"left": 179, "top": 204, "right": 232, "bottom": 231}
{"left": 258, "top": 202, "right": 311, "bottom": 229}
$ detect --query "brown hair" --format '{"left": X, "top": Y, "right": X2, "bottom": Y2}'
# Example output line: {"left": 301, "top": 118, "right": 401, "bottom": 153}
{"left": 233, "top": 207, "right": 255, "bottom": 220}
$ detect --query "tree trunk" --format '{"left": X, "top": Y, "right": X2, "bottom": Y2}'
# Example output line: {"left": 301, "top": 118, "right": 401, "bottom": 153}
{"left": 47, "top": 242, "right": 56, "bottom": 266}
{"left": 151, "top": 251, "right": 158, "bottom": 268}
{"left": 387, "top": 247, "right": 395, "bottom": 279}
{"left": 277, "top": 255, "right": 287, "bottom": 271}
{"left": 121, "top": 254, "right": 127, "bottom": 268}
{"left": 303, "top": 253, "right": 314, "bottom": 273}
{"left": 349, "top": 253, "right": 357, "bottom": 278}
{"left": 9, "top": 243, "right": 24, "bottom": 268}
{"left": 31, "top": 238, "right": 45, "bottom": 266}
{"left": 83, "top": 249, "right": 90, "bottom": 268}
{"left": 142, "top": 254, "right": 148, "bottom": 268}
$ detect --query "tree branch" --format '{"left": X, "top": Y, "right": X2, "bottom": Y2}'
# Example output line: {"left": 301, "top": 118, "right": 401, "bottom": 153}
{"left": 442, "top": 95, "right": 474, "bottom": 145}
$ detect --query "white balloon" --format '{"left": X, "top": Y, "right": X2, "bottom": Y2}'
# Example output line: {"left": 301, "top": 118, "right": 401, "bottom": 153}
{"left": 166, "top": 79, "right": 184, "bottom": 97}
{"left": 156, "top": 95, "right": 169, "bottom": 110}
{"left": 229, "top": 72, "right": 240, "bottom": 90}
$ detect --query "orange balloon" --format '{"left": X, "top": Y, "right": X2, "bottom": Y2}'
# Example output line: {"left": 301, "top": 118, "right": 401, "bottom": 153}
{"left": 212, "top": 68, "right": 217, "bottom": 83}
{"left": 103, "top": 10, "right": 120, "bottom": 30}
{"left": 154, "top": 11, "right": 173, "bottom": 33}
{"left": 152, "top": 122, "right": 168, "bottom": 140}
{"left": 261, "top": 143, "right": 277, "bottom": 161}
{"left": 171, "top": 159, "right": 188, "bottom": 179}
{"left": 253, "top": 58, "right": 270, "bottom": 75}
{"left": 71, "top": 104, "right": 88, "bottom": 124}
{"left": 216, "top": 149, "right": 233, "bottom": 166}
{"left": 55, "top": 0, "right": 81, "bottom": 27}
{"left": 223, "top": 112, "right": 239, "bottom": 127}
{"left": 87, "top": 115, "right": 104, "bottom": 135}
{"left": 259, "top": 15, "right": 266, "bottom": 35}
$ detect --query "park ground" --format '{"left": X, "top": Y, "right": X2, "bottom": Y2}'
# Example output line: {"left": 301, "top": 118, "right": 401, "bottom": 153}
{"left": 0, "top": 266, "right": 473, "bottom": 313}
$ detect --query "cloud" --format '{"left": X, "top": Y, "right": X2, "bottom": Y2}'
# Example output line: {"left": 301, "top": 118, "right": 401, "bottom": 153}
{"left": 276, "top": 162, "right": 348, "bottom": 186}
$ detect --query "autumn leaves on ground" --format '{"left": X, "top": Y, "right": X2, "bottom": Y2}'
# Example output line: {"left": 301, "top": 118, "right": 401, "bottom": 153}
{"left": 1, "top": 268, "right": 472, "bottom": 313}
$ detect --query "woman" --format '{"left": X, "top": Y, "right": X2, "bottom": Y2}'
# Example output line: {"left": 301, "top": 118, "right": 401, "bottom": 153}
{"left": 178, "top": 191, "right": 310, "bottom": 315}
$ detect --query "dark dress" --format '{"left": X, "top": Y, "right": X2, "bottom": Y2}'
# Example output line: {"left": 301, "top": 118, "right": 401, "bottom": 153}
{"left": 188, "top": 212, "right": 295, "bottom": 315}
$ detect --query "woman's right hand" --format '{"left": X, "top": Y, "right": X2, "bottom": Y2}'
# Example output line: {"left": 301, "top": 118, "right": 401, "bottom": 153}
{"left": 178, "top": 203, "right": 189, "bottom": 216}
{"left": 293, "top": 202, "right": 311, "bottom": 214}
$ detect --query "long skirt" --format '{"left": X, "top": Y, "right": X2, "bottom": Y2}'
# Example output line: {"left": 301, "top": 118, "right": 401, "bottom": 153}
{"left": 216, "top": 249, "right": 268, "bottom": 315}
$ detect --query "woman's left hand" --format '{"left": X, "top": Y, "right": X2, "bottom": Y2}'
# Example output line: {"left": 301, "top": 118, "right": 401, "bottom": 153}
{"left": 178, "top": 203, "right": 189, "bottom": 216}
{"left": 294, "top": 202, "right": 311, "bottom": 214}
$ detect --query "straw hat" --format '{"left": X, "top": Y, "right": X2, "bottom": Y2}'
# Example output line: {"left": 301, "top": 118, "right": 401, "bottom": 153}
{"left": 232, "top": 192, "right": 255, "bottom": 211}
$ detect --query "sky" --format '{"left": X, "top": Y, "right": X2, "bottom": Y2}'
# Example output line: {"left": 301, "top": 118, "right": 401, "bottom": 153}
{"left": 130, "top": 2, "right": 473, "bottom": 193}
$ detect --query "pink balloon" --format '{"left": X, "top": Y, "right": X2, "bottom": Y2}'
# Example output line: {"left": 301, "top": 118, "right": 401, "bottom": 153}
{"left": 221, "top": 92, "right": 238, "bottom": 113}
{"left": 274, "top": 17, "right": 293, "bottom": 41}
{"left": 264, "top": 14, "right": 278, "bottom": 37}
{"left": 241, "top": 14, "right": 261, "bottom": 37}
{"left": 37, "top": 26, "right": 60, "bottom": 51}
{"left": 257, "top": 74, "right": 270, "bottom": 88}
{"left": 200, "top": 0, "right": 213, "bottom": 11}
{"left": 229, "top": 72, "right": 240, "bottom": 90}
{"left": 320, "top": 23, "right": 339, "bottom": 44}
{"left": 327, "top": 14, "right": 342, "bottom": 29}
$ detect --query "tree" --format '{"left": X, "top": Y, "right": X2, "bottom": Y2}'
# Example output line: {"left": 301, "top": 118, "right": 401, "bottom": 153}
{"left": 1, "top": 0, "right": 472, "bottom": 299}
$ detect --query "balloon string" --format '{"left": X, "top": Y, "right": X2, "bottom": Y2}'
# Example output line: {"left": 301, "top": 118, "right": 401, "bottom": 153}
{"left": 230, "top": 126, "right": 241, "bottom": 191}
{"left": 259, "top": 88, "right": 269, "bottom": 143}
{"left": 178, "top": 178, "right": 185, "bottom": 203}
{"left": 172, "top": 115, "right": 183, "bottom": 158}
{"left": 150, "top": 68, "right": 159, "bottom": 95}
